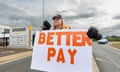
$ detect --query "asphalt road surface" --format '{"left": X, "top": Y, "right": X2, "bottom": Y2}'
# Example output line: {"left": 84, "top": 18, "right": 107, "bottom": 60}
{"left": 0, "top": 42, "right": 120, "bottom": 72}
{"left": 0, "top": 48, "right": 32, "bottom": 57}
{"left": 0, "top": 56, "right": 44, "bottom": 72}
{"left": 93, "top": 42, "right": 120, "bottom": 72}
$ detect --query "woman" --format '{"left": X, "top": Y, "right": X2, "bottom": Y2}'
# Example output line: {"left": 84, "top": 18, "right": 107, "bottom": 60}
{"left": 52, "top": 14, "right": 71, "bottom": 30}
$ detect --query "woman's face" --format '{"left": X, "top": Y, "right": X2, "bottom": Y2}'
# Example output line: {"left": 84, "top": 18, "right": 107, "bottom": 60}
{"left": 53, "top": 18, "right": 62, "bottom": 26}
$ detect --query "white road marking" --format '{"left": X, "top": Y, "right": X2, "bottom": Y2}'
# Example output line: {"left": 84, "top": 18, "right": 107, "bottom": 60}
{"left": 1, "top": 51, "right": 15, "bottom": 54}
{"left": 108, "top": 57, "right": 120, "bottom": 68}
{"left": 95, "top": 57, "right": 111, "bottom": 63}
{"left": 97, "top": 44, "right": 120, "bottom": 56}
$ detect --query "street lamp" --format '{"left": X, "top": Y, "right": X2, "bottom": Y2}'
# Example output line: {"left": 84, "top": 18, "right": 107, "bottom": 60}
{"left": 43, "top": 0, "right": 45, "bottom": 22}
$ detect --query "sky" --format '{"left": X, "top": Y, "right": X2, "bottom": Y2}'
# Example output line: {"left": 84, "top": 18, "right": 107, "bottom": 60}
{"left": 0, "top": 0, "right": 120, "bottom": 29}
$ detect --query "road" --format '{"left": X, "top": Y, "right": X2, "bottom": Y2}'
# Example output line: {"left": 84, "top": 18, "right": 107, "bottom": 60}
{"left": 0, "top": 56, "right": 44, "bottom": 72}
{"left": 93, "top": 42, "right": 120, "bottom": 72}
{"left": 0, "top": 43, "right": 120, "bottom": 72}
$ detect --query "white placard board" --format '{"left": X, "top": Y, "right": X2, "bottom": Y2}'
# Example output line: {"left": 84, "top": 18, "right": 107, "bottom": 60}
{"left": 31, "top": 30, "right": 92, "bottom": 72}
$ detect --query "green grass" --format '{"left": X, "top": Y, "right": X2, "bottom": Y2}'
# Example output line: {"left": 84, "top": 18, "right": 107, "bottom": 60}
{"left": 111, "top": 42, "right": 120, "bottom": 49}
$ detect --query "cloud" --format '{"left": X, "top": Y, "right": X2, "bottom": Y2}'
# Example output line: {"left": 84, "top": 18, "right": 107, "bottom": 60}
{"left": 101, "top": 24, "right": 120, "bottom": 36}
{"left": 0, "top": 0, "right": 120, "bottom": 30}
{"left": 63, "top": 12, "right": 96, "bottom": 20}
{"left": 0, "top": 0, "right": 65, "bottom": 16}
{"left": 113, "top": 15, "right": 120, "bottom": 19}
{"left": 0, "top": 2, "right": 41, "bottom": 30}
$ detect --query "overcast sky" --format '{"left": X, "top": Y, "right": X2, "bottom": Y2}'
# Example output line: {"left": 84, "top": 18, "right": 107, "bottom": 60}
{"left": 0, "top": 0, "right": 120, "bottom": 29}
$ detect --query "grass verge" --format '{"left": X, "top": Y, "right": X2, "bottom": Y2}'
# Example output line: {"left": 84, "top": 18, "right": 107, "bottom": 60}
{"left": 111, "top": 42, "right": 120, "bottom": 49}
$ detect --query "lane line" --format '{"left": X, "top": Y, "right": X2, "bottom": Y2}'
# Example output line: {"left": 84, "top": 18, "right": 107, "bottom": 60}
{"left": 95, "top": 57, "right": 111, "bottom": 64}
{"left": 108, "top": 57, "right": 120, "bottom": 68}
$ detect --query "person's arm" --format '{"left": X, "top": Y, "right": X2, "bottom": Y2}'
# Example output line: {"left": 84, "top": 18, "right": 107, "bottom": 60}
{"left": 42, "top": 20, "right": 51, "bottom": 30}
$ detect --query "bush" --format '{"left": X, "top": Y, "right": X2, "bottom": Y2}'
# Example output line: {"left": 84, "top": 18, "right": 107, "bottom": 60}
{"left": 107, "top": 35, "right": 120, "bottom": 41}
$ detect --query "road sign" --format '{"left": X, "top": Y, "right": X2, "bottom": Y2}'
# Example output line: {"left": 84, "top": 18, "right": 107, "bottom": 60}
{"left": 31, "top": 30, "right": 92, "bottom": 72}
{"left": 9, "top": 27, "right": 29, "bottom": 48}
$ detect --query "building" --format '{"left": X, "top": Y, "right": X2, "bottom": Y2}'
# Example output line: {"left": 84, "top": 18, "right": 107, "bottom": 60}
{"left": 0, "top": 24, "right": 35, "bottom": 48}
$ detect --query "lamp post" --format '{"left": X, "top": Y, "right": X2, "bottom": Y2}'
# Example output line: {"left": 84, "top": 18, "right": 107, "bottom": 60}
{"left": 43, "top": 0, "right": 45, "bottom": 22}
